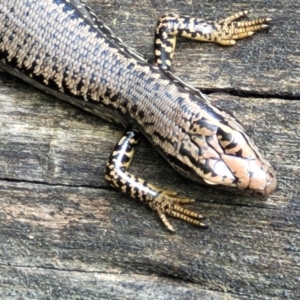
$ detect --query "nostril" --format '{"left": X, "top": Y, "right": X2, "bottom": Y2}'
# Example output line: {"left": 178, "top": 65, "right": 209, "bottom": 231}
{"left": 265, "top": 173, "right": 277, "bottom": 195}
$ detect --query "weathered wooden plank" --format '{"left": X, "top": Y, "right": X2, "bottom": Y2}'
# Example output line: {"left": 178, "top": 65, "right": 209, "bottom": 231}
{"left": 0, "top": 0, "right": 299, "bottom": 299}
{"left": 0, "top": 79, "right": 299, "bottom": 299}
{"left": 0, "top": 266, "right": 230, "bottom": 300}
{"left": 0, "top": 80, "right": 297, "bottom": 206}
{"left": 0, "top": 180, "right": 300, "bottom": 299}
{"left": 91, "top": 0, "right": 300, "bottom": 96}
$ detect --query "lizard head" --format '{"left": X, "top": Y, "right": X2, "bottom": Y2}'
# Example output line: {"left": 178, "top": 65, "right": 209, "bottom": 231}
{"left": 167, "top": 99, "right": 277, "bottom": 196}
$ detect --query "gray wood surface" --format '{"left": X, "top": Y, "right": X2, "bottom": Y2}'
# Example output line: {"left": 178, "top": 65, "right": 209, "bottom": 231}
{"left": 0, "top": 0, "right": 299, "bottom": 299}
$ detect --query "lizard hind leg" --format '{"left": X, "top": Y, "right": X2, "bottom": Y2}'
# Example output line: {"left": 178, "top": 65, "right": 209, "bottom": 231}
{"left": 105, "top": 130, "right": 206, "bottom": 231}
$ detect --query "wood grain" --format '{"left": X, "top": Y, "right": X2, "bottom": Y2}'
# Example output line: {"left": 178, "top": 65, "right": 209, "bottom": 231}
{"left": 0, "top": 0, "right": 299, "bottom": 299}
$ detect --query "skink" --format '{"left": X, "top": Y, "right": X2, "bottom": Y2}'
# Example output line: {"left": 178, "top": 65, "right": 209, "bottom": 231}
{"left": 0, "top": 0, "right": 276, "bottom": 231}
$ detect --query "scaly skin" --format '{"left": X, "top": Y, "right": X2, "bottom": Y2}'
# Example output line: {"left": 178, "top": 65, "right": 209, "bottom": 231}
{"left": 0, "top": 0, "right": 276, "bottom": 230}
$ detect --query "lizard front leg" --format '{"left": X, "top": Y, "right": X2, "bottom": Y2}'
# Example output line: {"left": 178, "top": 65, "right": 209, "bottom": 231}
{"left": 155, "top": 10, "right": 271, "bottom": 69}
{"left": 105, "top": 130, "right": 206, "bottom": 232}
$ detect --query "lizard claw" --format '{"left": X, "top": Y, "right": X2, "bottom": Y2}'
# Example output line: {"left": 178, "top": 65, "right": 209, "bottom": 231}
{"left": 215, "top": 10, "right": 271, "bottom": 45}
{"left": 150, "top": 190, "right": 207, "bottom": 232}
